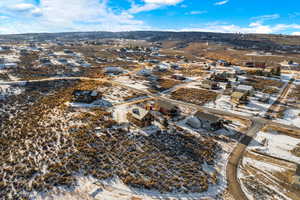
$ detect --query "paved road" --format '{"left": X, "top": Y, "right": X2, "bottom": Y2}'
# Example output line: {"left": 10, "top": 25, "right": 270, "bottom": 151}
{"left": 226, "top": 121, "right": 264, "bottom": 200}
{"left": 225, "top": 79, "right": 295, "bottom": 200}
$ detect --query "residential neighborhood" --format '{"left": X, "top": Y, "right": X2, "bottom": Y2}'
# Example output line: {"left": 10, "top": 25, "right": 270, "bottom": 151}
{"left": 0, "top": 31, "right": 300, "bottom": 200}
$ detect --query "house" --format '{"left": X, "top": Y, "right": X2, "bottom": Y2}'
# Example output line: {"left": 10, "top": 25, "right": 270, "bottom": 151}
{"left": 171, "top": 64, "right": 182, "bottom": 70}
{"left": 258, "top": 94, "right": 270, "bottom": 103}
{"left": 148, "top": 60, "right": 160, "bottom": 64}
{"left": 127, "top": 106, "right": 154, "bottom": 127}
{"left": 4, "top": 63, "right": 17, "bottom": 68}
{"left": 154, "top": 63, "right": 169, "bottom": 72}
{"left": 137, "top": 69, "right": 152, "bottom": 77}
{"left": 72, "top": 90, "right": 102, "bottom": 103}
{"left": 244, "top": 61, "right": 266, "bottom": 68}
{"left": 154, "top": 100, "right": 180, "bottom": 116}
{"left": 104, "top": 66, "right": 123, "bottom": 75}
{"left": 292, "top": 165, "right": 300, "bottom": 188}
{"left": 0, "top": 46, "right": 10, "bottom": 51}
{"left": 58, "top": 58, "right": 68, "bottom": 64}
{"left": 20, "top": 49, "right": 28, "bottom": 55}
{"left": 233, "top": 67, "right": 246, "bottom": 75}
{"left": 201, "top": 79, "right": 220, "bottom": 90}
{"left": 40, "top": 57, "right": 52, "bottom": 65}
{"left": 0, "top": 58, "right": 5, "bottom": 64}
{"left": 64, "top": 49, "right": 74, "bottom": 54}
{"left": 235, "top": 85, "right": 254, "bottom": 96}
{"left": 209, "top": 72, "right": 229, "bottom": 82}
{"left": 225, "top": 71, "right": 237, "bottom": 78}
{"left": 172, "top": 74, "right": 186, "bottom": 80}
{"left": 217, "top": 60, "right": 230, "bottom": 66}
{"left": 186, "top": 117, "right": 201, "bottom": 129}
{"left": 81, "top": 63, "right": 92, "bottom": 67}
{"left": 194, "top": 111, "right": 223, "bottom": 130}
{"left": 280, "top": 60, "right": 299, "bottom": 67}
{"left": 231, "top": 92, "right": 248, "bottom": 104}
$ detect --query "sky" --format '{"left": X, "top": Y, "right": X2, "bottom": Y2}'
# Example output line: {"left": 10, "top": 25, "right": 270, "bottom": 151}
{"left": 0, "top": 0, "right": 300, "bottom": 35}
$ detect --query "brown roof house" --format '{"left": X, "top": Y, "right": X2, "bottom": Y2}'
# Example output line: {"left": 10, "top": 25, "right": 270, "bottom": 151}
{"left": 201, "top": 79, "right": 220, "bottom": 90}
{"left": 127, "top": 106, "right": 154, "bottom": 127}
{"left": 154, "top": 100, "right": 181, "bottom": 117}
{"left": 235, "top": 84, "right": 254, "bottom": 96}
{"left": 194, "top": 111, "right": 223, "bottom": 131}
{"left": 244, "top": 61, "right": 266, "bottom": 68}
{"left": 72, "top": 90, "right": 102, "bottom": 103}
{"left": 231, "top": 92, "right": 248, "bottom": 104}
{"left": 292, "top": 165, "right": 300, "bottom": 189}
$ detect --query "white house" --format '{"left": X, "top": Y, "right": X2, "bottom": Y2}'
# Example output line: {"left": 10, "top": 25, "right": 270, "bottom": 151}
{"left": 235, "top": 84, "right": 254, "bottom": 96}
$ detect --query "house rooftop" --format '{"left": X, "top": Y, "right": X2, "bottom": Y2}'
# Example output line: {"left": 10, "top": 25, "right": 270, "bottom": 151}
{"left": 231, "top": 91, "right": 247, "bottom": 99}
{"left": 236, "top": 84, "right": 254, "bottom": 91}
{"left": 156, "top": 99, "right": 177, "bottom": 110}
{"left": 195, "top": 111, "right": 221, "bottom": 123}
{"left": 129, "top": 106, "right": 150, "bottom": 120}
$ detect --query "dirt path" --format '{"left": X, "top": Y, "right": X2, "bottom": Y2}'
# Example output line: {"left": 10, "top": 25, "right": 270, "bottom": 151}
{"left": 265, "top": 79, "right": 294, "bottom": 118}
{"left": 226, "top": 122, "right": 264, "bottom": 200}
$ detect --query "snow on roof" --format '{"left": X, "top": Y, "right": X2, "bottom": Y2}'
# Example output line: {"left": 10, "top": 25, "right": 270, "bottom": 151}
{"left": 236, "top": 84, "right": 253, "bottom": 91}
{"left": 129, "top": 106, "right": 150, "bottom": 120}
{"left": 105, "top": 66, "right": 123, "bottom": 73}
{"left": 231, "top": 91, "right": 246, "bottom": 99}
{"left": 186, "top": 116, "right": 201, "bottom": 129}
{"left": 137, "top": 69, "right": 152, "bottom": 76}
{"left": 156, "top": 99, "right": 177, "bottom": 110}
{"left": 195, "top": 111, "right": 221, "bottom": 123}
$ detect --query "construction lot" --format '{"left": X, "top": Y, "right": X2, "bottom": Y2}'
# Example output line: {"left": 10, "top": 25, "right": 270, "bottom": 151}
{"left": 239, "top": 126, "right": 300, "bottom": 200}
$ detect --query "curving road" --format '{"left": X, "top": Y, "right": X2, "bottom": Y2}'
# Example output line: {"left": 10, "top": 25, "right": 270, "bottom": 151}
{"left": 226, "top": 121, "right": 264, "bottom": 200}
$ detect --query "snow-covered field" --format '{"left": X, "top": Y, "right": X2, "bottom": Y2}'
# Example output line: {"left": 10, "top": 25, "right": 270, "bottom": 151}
{"left": 276, "top": 108, "right": 300, "bottom": 128}
{"left": 204, "top": 92, "right": 277, "bottom": 117}
{"left": 248, "top": 130, "right": 300, "bottom": 164}
{"left": 0, "top": 84, "right": 24, "bottom": 100}
{"left": 38, "top": 142, "right": 232, "bottom": 200}
{"left": 114, "top": 76, "right": 150, "bottom": 90}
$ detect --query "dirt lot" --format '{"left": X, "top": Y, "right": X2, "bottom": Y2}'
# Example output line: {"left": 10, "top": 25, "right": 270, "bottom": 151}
{"left": 239, "top": 126, "right": 300, "bottom": 200}
{"left": 171, "top": 88, "right": 218, "bottom": 106}
{"left": 289, "top": 84, "right": 300, "bottom": 101}
{"left": 158, "top": 78, "right": 182, "bottom": 89}
{"left": 181, "top": 65, "right": 209, "bottom": 77}
{"left": 240, "top": 151, "right": 300, "bottom": 200}
{"left": 243, "top": 77, "right": 284, "bottom": 91}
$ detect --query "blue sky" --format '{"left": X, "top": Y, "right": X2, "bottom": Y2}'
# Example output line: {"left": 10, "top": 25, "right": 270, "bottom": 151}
{"left": 0, "top": 0, "right": 300, "bottom": 35}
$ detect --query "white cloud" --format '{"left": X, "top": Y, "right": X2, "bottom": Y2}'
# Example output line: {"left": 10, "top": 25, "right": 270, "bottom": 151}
{"left": 0, "top": 0, "right": 149, "bottom": 34}
{"left": 9, "top": 3, "right": 35, "bottom": 11}
{"left": 129, "top": 3, "right": 161, "bottom": 13}
{"left": 129, "top": 0, "right": 183, "bottom": 14}
{"left": 179, "top": 22, "right": 300, "bottom": 34}
{"left": 292, "top": 32, "right": 300, "bottom": 36}
{"left": 251, "top": 14, "right": 280, "bottom": 22}
{"left": 0, "top": 16, "right": 9, "bottom": 20}
{"left": 214, "top": 0, "right": 229, "bottom": 6}
{"left": 143, "top": 0, "right": 183, "bottom": 5}
{"left": 189, "top": 10, "right": 207, "bottom": 15}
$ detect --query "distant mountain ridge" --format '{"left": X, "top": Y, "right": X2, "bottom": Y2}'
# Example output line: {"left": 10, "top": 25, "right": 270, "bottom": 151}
{"left": 1, "top": 31, "right": 300, "bottom": 51}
